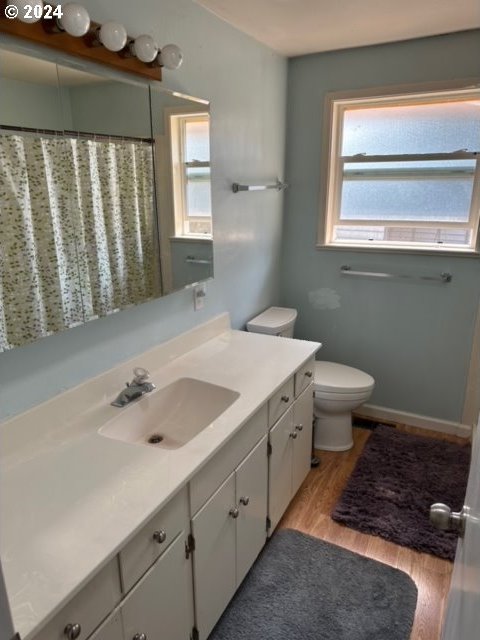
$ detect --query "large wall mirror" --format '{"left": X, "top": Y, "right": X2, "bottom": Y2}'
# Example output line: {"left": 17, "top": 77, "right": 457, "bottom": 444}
{"left": 0, "top": 39, "right": 213, "bottom": 352}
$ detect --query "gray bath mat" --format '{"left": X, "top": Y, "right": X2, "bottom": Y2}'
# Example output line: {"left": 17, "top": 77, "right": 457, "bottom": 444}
{"left": 208, "top": 529, "right": 417, "bottom": 640}
{"left": 332, "top": 425, "right": 470, "bottom": 560}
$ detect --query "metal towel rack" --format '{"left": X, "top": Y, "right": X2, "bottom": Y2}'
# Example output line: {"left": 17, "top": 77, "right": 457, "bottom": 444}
{"left": 340, "top": 265, "right": 452, "bottom": 283}
{"left": 232, "top": 179, "right": 288, "bottom": 193}
{"left": 185, "top": 256, "right": 212, "bottom": 265}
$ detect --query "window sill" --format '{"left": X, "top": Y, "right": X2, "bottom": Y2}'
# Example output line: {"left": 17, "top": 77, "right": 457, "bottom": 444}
{"left": 170, "top": 235, "right": 213, "bottom": 244}
{"left": 316, "top": 243, "right": 480, "bottom": 258}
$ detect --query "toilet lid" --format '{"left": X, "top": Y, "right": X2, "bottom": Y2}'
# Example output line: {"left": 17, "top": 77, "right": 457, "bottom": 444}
{"left": 313, "top": 361, "right": 374, "bottom": 393}
{"left": 246, "top": 307, "right": 297, "bottom": 334}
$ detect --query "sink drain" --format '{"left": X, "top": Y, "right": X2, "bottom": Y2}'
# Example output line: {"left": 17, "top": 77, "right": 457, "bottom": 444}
{"left": 147, "top": 434, "right": 164, "bottom": 444}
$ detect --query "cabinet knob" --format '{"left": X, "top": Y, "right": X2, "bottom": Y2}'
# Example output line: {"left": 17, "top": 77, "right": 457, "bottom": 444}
{"left": 229, "top": 507, "right": 240, "bottom": 519}
{"left": 281, "top": 395, "right": 290, "bottom": 403}
{"left": 289, "top": 432, "right": 298, "bottom": 439}
{"left": 239, "top": 496, "right": 250, "bottom": 506}
{"left": 152, "top": 529, "right": 167, "bottom": 544}
{"left": 133, "top": 634, "right": 147, "bottom": 640}
{"left": 295, "top": 424, "right": 303, "bottom": 431}
{"left": 64, "top": 624, "right": 82, "bottom": 640}
{"left": 305, "top": 370, "right": 313, "bottom": 378}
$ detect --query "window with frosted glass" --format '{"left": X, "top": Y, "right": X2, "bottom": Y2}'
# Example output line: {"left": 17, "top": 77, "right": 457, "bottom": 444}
{"left": 323, "top": 92, "right": 480, "bottom": 251}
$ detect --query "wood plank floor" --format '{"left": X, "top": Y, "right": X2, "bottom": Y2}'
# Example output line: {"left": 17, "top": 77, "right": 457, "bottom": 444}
{"left": 278, "top": 424, "right": 467, "bottom": 640}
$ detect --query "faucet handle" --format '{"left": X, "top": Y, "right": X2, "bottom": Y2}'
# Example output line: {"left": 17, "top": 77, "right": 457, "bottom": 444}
{"left": 132, "top": 367, "right": 150, "bottom": 384}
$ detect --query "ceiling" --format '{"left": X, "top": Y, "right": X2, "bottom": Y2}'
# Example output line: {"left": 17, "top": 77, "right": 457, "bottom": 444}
{"left": 194, "top": 0, "right": 480, "bottom": 57}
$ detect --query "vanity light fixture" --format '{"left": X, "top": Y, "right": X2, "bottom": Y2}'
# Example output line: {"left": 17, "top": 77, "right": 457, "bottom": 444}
{"left": 2, "top": 2, "right": 184, "bottom": 80}
{"left": 10, "top": 0, "right": 44, "bottom": 23}
{"left": 131, "top": 34, "right": 158, "bottom": 63}
{"left": 57, "top": 2, "right": 90, "bottom": 37}
{"left": 157, "top": 43, "right": 183, "bottom": 70}
{"left": 97, "top": 21, "right": 128, "bottom": 52}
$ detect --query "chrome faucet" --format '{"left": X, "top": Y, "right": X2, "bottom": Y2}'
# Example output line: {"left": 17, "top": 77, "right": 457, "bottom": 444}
{"left": 111, "top": 367, "right": 156, "bottom": 407}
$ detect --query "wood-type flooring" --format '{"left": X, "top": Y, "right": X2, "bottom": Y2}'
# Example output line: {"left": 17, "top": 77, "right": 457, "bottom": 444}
{"left": 278, "top": 424, "right": 467, "bottom": 640}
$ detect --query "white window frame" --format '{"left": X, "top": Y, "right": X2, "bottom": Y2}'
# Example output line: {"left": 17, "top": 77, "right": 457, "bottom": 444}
{"left": 167, "top": 108, "right": 212, "bottom": 239}
{"left": 318, "top": 81, "right": 480, "bottom": 255}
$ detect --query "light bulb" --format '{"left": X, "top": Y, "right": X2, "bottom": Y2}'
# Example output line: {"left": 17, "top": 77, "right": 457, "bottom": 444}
{"left": 158, "top": 44, "right": 183, "bottom": 70}
{"left": 132, "top": 35, "right": 158, "bottom": 63}
{"left": 12, "top": 1, "right": 44, "bottom": 23}
{"left": 98, "top": 22, "right": 128, "bottom": 52}
{"left": 58, "top": 3, "right": 91, "bottom": 37}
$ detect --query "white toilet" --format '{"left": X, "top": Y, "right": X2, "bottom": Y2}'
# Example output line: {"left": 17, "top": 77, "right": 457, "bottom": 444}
{"left": 246, "top": 306, "right": 375, "bottom": 452}
{"left": 312, "top": 361, "right": 374, "bottom": 451}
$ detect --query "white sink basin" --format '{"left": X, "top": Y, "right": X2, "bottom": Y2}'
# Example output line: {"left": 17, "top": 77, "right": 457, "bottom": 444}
{"left": 99, "top": 378, "right": 240, "bottom": 449}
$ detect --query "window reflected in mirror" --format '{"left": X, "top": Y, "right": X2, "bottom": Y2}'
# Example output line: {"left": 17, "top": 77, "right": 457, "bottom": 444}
{"left": 169, "top": 112, "right": 212, "bottom": 237}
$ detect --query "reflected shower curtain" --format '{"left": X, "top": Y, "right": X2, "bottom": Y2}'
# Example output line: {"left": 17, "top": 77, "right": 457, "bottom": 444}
{"left": 68, "top": 137, "right": 157, "bottom": 319}
{"left": 0, "top": 133, "right": 157, "bottom": 351}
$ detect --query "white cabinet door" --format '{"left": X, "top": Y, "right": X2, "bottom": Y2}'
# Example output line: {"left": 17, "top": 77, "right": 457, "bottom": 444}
{"left": 191, "top": 473, "right": 236, "bottom": 640}
{"left": 121, "top": 533, "right": 194, "bottom": 640}
{"left": 236, "top": 435, "right": 268, "bottom": 586}
{"left": 268, "top": 406, "right": 294, "bottom": 532}
{"left": 292, "top": 384, "right": 313, "bottom": 496}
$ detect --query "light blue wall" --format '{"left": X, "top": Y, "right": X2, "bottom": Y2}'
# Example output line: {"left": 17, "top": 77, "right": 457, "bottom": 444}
{"left": 281, "top": 31, "right": 480, "bottom": 424}
{"left": 68, "top": 81, "right": 151, "bottom": 137}
{"left": 0, "top": 0, "right": 287, "bottom": 420}
{"left": 1, "top": 77, "right": 73, "bottom": 129}
{"left": 171, "top": 240, "right": 213, "bottom": 290}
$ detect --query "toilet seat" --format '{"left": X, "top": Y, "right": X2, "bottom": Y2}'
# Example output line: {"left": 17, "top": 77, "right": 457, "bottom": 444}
{"left": 313, "top": 361, "right": 374, "bottom": 394}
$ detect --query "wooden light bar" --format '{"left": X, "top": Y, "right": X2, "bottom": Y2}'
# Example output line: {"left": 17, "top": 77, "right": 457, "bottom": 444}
{"left": 0, "top": 2, "right": 162, "bottom": 81}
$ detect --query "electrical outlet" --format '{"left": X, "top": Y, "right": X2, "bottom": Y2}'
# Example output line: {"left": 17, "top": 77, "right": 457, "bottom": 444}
{"left": 193, "top": 283, "right": 206, "bottom": 311}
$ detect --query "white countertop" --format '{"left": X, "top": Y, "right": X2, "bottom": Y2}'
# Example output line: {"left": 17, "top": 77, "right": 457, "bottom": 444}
{"left": 0, "top": 316, "right": 320, "bottom": 640}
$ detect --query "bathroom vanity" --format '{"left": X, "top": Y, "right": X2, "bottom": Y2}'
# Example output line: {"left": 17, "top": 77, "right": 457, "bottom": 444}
{"left": 0, "top": 314, "right": 320, "bottom": 640}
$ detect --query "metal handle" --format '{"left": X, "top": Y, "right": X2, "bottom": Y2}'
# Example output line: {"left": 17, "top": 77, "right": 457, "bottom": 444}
{"left": 305, "top": 371, "right": 313, "bottom": 378}
{"left": 64, "top": 624, "right": 82, "bottom": 640}
{"left": 153, "top": 529, "right": 167, "bottom": 544}
{"left": 132, "top": 367, "right": 150, "bottom": 384}
{"left": 430, "top": 503, "right": 468, "bottom": 536}
{"left": 289, "top": 432, "right": 298, "bottom": 439}
{"left": 281, "top": 395, "right": 290, "bottom": 403}
{"left": 229, "top": 507, "right": 239, "bottom": 519}
{"left": 295, "top": 424, "right": 303, "bottom": 431}
{"left": 239, "top": 496, "right": 250, "bottom": 506}
{"left": 133, "top": 634, "right": 147, "bottom": 640}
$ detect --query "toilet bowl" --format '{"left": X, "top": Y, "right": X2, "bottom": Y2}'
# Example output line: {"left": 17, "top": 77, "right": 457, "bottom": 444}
{"left": 313, "top": 361, "right": 374, "bottom": 451}
{"left": 246, "top": 307, "right": 375, "bottom": 452}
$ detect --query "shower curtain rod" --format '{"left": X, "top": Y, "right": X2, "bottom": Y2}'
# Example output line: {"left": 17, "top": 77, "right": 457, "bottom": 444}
{"left": 0, "top": 124, "right": 153, "bottom": 144}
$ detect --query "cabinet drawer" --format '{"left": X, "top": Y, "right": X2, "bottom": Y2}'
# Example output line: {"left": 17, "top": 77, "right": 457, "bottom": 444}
{"left": 190, "top": 404, "right": 268, "bottom": 515}
{"left": 268, "top": 378, "right": 294, "bottom": 427}
{"left": 294, "top": 357, "right": 315, "bottom": 398}
{"left": 33, "top": 559, "right": 121, "bottom": 640}
{"left": 119, "top": 486, "right": 189, "bottom": 593}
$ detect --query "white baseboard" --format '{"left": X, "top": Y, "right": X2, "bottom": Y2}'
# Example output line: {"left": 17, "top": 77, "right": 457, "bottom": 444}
{"left": 355, "top": 404, "right": 472, "bottom": 439}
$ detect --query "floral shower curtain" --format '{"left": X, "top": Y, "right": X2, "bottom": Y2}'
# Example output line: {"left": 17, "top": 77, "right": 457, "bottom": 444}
{"left": 0, "top": 132, "right": 158, "bottom": 351}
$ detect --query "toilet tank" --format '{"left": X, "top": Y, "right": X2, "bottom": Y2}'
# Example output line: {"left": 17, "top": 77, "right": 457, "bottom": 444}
{"left": 246, "top": 307, "right": 298, "bottom": 338}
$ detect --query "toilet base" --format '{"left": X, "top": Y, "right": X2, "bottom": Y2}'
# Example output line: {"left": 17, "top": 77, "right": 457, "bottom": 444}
{"left": 313, "top": 413, "right": 353, "bottom": 451}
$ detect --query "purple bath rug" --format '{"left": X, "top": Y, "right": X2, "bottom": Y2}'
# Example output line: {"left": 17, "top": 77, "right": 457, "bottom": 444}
{"left": 332, "top": 425, "right": 471, "bottom": 560}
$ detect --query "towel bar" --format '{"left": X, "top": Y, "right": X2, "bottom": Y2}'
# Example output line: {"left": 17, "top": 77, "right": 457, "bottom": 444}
{"left": 340, "top": 265, "right": 452, "bottom": 283}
